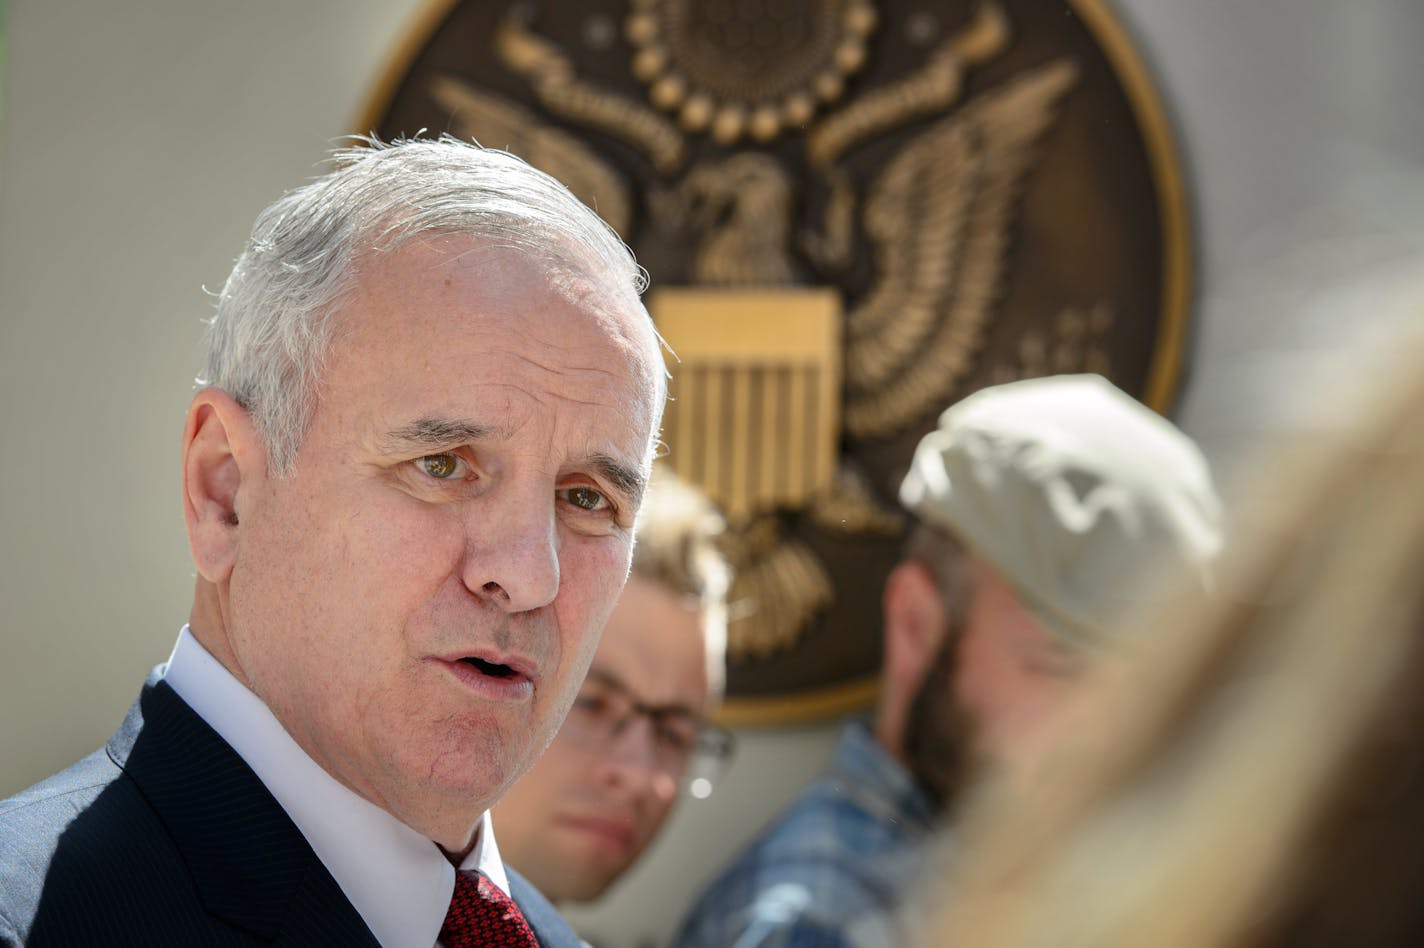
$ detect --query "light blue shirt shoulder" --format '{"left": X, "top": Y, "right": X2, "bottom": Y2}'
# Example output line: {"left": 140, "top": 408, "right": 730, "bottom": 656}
{"left": 674, "top": 720, "right": 937, "bottom": 948}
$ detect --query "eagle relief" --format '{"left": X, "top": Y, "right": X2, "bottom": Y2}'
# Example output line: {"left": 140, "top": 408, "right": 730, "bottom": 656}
{"left": 362, "top": 0, "right": 1190, "bottom": 722}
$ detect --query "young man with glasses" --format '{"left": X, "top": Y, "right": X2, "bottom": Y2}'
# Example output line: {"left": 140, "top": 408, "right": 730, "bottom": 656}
{"left": 493, "top": 469, "right": 734, "bottom": 904}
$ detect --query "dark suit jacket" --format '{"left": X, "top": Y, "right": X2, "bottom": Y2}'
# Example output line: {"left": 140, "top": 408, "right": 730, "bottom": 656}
{"left": 0, "top": 673, "right": 581, "bottom": 947}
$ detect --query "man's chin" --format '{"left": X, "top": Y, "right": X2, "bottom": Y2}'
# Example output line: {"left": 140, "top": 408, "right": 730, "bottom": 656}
{"left": 374, "top": 768, "right": 514, "bottom": 847}
{"left": 514, "top": 860, "right": 614, "bottom": 906}
{"left": 558, "top": 870, "right": 619, "bottom": 905}
{"left": 555, "top": 838, "right": 639, "bottom": 902}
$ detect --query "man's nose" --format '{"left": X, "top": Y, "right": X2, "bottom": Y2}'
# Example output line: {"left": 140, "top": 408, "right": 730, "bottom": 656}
{"left": 599, "top": 717, "right": 678, "bottom": 803}
{"left": 460, "top": 492, "right": 560, "bottom": 612}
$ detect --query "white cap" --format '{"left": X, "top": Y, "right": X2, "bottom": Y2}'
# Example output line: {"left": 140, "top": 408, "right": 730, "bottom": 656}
{"left": 899, "top": 375, "right": 1223, "bottom": 645}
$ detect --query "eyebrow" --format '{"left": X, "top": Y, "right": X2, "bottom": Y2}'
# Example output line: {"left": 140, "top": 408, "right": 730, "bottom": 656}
{"left": 585, "top": 668, "right": 699, "bottom": 718}
{"left": 588, "top": 452, "right": 647, "bottom": 511}
{"left": 379, "top": 417, "right": 499, "bottom": 452}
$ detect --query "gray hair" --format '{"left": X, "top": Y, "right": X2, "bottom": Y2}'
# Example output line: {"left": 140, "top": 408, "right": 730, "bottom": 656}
{"left": 201, "top": 135, "right": 651, "bottom": 474}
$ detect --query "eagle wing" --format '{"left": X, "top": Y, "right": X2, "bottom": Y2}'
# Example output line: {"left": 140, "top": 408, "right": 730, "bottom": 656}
{"left": 843, "top": 59, "right": 1079, "bottom": 439}
{"left": 725, "top": 532, "right": 835, "bottom": 661}
{"left": 430, "top": 75, "right": 633, "bottom": 239}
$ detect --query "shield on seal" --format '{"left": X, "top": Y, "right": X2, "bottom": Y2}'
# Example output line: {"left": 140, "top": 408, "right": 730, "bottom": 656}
{"left": 651, "top": 288, "right": 841, "bottom": 523}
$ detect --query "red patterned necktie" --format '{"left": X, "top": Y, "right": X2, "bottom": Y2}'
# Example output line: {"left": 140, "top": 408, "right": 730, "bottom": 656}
{"left": 440, "top": 870, "right": 540, "bottom": 948}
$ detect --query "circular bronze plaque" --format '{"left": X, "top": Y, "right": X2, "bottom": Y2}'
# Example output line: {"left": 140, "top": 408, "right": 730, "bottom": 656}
{"left": 360, "top": 0, "right": 1191, "bottom": 724}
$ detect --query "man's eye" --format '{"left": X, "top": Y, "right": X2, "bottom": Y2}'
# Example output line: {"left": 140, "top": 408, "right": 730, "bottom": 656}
{"left": 416, "top": 454, "right": 461, "bottom": 479}
{"left": 655, "top": 723, "right": 697, "bottom": 755}
{"left": 574, "top": 693, "right": 616, "bottom": 719}
{"left": 561, "top": 485, "right": 609, "bottom": 512}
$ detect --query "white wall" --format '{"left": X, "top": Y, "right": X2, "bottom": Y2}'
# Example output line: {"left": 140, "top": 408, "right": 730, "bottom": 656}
{"left": 3, "top": 2, "right": 1422, "bottom": 946}
{"left": 0, "top": 0, "right": 429, "bottom": 795}
{"left": 1141, "top": 0, "right": 1424, "bottom": 480}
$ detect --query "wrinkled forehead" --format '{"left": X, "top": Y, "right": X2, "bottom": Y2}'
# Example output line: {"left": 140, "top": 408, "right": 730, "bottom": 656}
{"left": 510, "top": 233, "right": 650, "bottom": 338}
{"left": 350, "top": 233, "right": 664, "bottom": 397}
{"left": 332, "top": 238, "right": 665, "bottom": 491}
{"left": 540, "top": 252, "right": 666, "bottom": 432}
{"left": 545, "top": 259, "right": 657, "bottom": 355}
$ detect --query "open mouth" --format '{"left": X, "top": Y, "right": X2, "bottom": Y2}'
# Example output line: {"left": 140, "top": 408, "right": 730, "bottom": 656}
{"left": 438, "top": 652, "right": 535, "bottom": 699}
{"left": 460, "top": 656, "right": 518, "bottom": 680}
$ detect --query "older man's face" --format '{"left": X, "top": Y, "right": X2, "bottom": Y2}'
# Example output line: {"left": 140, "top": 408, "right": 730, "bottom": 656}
{"left": 223, "top": 237, "right": 660, "bottom": 850}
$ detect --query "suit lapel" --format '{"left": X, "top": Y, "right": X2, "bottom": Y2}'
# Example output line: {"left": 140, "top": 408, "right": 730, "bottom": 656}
{"left": 110, "top": 676, "right": 381, "bottom": 947}
{"left": 508, "top": 867, "right": 584, "bottom": 948}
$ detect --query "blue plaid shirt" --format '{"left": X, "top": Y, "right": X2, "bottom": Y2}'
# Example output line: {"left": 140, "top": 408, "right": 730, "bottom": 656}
{"left": 673, "top": 720, "right": 938, "bottom": 948}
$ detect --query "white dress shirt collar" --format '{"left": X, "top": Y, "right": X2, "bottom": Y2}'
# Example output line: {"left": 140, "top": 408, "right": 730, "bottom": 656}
{"left": 162, "top": 626, "right": 508, "bottom": 948}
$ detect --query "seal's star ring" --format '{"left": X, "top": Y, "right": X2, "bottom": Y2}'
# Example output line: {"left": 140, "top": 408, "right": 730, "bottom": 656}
{"left": 626, "top": 0, "right": 878, "bottom": 144}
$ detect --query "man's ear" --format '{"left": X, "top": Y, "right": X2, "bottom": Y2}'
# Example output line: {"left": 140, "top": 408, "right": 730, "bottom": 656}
{"left": 882, "top": 559, "right": 949, "bottom": 689}
{"left": 182, "top": 388, "right": 266, "bottom": 584}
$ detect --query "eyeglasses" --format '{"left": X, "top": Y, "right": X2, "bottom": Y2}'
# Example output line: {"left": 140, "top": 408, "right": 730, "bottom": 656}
{"left": 560, "top": 671, "right": 736, "bottom": 798}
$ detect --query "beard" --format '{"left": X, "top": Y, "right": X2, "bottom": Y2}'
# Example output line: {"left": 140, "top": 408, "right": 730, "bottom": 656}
{"left": 902, "top": 632, "right": 979, "bottom": 816}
